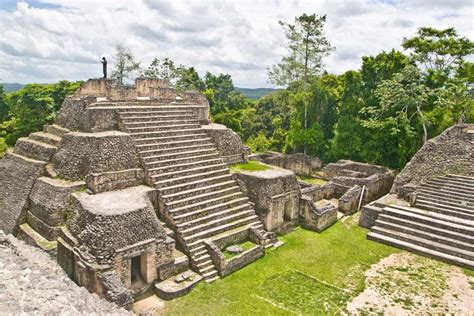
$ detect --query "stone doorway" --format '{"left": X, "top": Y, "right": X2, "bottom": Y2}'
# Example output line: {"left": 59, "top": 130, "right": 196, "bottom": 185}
{"left": 131, "top": 255, "right": 142, "bottom": 284}
{"left": 284, "top": 198, "right": 294, "bottom": 222}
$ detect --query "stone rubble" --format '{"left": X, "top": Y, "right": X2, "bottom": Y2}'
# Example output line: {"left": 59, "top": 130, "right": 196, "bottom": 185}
{"left": 0, "top": 230, "right": 130, "bottom": 315}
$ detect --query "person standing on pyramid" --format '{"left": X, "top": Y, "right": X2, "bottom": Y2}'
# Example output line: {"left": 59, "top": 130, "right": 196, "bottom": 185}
{"left": 101, "top": 57, "right": 107, "bottom": 78}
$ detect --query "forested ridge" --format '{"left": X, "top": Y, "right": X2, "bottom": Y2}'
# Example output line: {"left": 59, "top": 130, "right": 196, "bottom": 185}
{"left": 1, "top": 15, "right": 472, "bottom": 170}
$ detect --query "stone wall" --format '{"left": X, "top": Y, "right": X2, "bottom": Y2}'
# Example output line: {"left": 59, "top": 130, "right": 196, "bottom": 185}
{"left": 252, "top": 152, "right": 322, "bottom": 176}
{"left": 233, "top": 167, "right": 300, "bottom": 233}
{"left": 202, "top": 123, "right": 248, "bottom": 164}
{"left": 299, "top": 197, "right": 338, "bottom": 232}
{"left": 52, "top": 131, "right": 141, "bottom": 181}
{"left": 391, "top": 124, "right": 474, "bottom": 198}
{"left": 0, "top": 230, "right": 130, "bottom": 314}
{"left": 0, "top": 152, "right": 46, "bottom": 234}
{"left": 55, "top": 96, "right": 97, "bottom": 131}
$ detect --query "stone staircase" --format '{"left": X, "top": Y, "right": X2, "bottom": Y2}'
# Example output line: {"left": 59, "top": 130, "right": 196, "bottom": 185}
{"left": 368, "top": 174, "right": 474, "bottom": 270}
{"left": 104, "top": 102, "right": 265, "bottom": 282}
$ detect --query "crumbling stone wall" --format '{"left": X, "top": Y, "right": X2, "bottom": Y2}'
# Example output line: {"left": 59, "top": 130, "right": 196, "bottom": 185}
{"left": 0, "top": 152, "right": 46, "bottom": 234}
{"left": 202, "top": 123, "right": 248, "bottom": 164}
{"left": 52, "top": 131, "right": 141, "bottom": 181}
{"left": 391, "top": 124, "right": 474, "bottom": 198}
{"left": 253, "top": 152, "right": 322, "bottom": 176}
{"left": 233, "top": 167, "right": 300, "bottom": 233}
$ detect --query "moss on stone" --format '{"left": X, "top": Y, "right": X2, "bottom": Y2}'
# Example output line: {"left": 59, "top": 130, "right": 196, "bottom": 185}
{"left": 229, "top": 161, "right": 271, "bottom": 172}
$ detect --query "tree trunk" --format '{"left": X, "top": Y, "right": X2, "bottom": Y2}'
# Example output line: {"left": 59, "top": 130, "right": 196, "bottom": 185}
{"left": 417, "top": 106, "right": 428, "bottom": 143}
{"left": 303, "top": 33, "right": 309, "bottom": 155}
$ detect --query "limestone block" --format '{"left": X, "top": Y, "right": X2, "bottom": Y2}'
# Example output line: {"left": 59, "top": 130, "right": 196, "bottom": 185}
{"left": 299, "top": 197, "right": 337, "bottom": 232}
{"left": 338, "top": 185, "right": 362, "bottom": 214}
{"left": 0, "top": 152, "right": 46, "bottom": 234}
{"left": 56, "top": 96, "right": 96, "bottom": 131}
{"left": 13, "top": 138, "right": 58, "bottom": 162}
{"left": 80, "top": 107, "right": 120, "bottom": 132}
{"left": 67, "top": 186, "right": 167, "bottom": 263}
{"left": 258, "top": 152, "right": 322, "bottom": 176}
{"left": 28, "top": 177, "right": 85, "bottom": 227}
{"left": 202, "top": 123, "right": 246, "bottom": 164}
{"left": 234, "top": 166, "right": 300, "bottom": 232}
{"left": 52, "top": 131, "right": 141, "bottom": 181}
{"left": 85, "top": 168, "right": 144, "bottom": 193}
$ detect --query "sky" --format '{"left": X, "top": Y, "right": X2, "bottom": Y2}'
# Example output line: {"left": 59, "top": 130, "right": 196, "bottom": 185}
{"left": 0, "top": 0, "right": 472, "bottom": 88}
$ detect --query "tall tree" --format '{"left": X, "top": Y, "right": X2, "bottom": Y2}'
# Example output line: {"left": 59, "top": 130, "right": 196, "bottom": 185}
{"left": 268, "top": 13, "right": 333, "bottom": 153}
{"left": 111, "top": 44, "right": 141, "bottom": 84}
{"left": 402, "top": 27, "right": 474, "bottom": 84}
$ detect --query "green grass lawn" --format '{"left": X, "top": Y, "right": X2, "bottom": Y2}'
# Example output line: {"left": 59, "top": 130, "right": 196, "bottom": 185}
{"left": 229, "top": 161, "right": 272, "bottom": 172}
{"left": 165, "top": 219, "right": 398, "bottom": 315}
{"left": 297, "top": 175, "right": 328, "bottom": 186}
{"left": 223, "top": 241, "right": 257, "bottom": 259}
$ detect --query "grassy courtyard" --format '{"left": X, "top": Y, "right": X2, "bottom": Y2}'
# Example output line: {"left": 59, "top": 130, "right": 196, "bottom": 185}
{"left": 165, "top": 217, "right": 399, "bottom": 315}
{"left": 229, "top": 161, "right": 272, "bottom": 172}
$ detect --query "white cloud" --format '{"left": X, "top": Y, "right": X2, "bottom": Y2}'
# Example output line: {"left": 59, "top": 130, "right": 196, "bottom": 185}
{"left": 0, "top": 0, "right": 472, "bottom": 87}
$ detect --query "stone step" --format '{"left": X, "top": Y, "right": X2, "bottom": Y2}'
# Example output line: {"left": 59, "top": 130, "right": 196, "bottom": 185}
{"left": 178, "top": 205, "right": 254, "bottom": 232}
{"left": 193, "top": 249, "right": 208, "bottom": 259}
{"left": 378, "top": 214, "right": 474, "bottom": 244}
{"left": 196, "top": 260, "right": 213, "bottom": 270}
{"left": 130, "top": 128, "right": 205, "bottom": 138}
{"left": 426, "top": 178, "right": 474, "bottom": 191}
{"left": 117, "top": 107, "right": 195, "bottom": 114}
{"left": 182, "top": 216, "right": 260, "bottom": 244}
{"left": 133, "top": 133, "right": 210, "bottom": 145}
{"left": 29, "top": 132, "right": 61, "bottom": 146}
{"left": 121, "top": 114, "right": 196, "bottom": 123}
{"left": 126, "top": 123, "right": 201, "bottom": 133}
{"left": 43, "top": 124, "right": 69, "bottom": 137}
{"left": 160, "top": 174, "right": 234, "bottom": 196}
{"left": 14, "top": 138, "right": 57, "bottom": 162}
{"left": 169, "top": 193, "right": 247, "bottom": 218}
{"left": 371, "top": 226, "right": 474, "bottom": 260}
{"left": 416, "top": 192, "right": 474, "bottom": 208}
{"left": 147, "top": 159, "right": 225, "bottom": 176}
{"left": 446, "top": 174, "right": 474, "bottom": 184}
{"left": 418, "top": 187, "right": 474, "bottom": 202}
{"left": 429, "top": 177, "right": 474, "bottom": 189}
{"left": 202, "top": 269, "right": 218, "bottom": 281}
{"left": 151, "top": 164, "right": 228, "bottom": 183}
{"left": 415, "top": 200, "right": 474, "bottom": 220}
{"left": 155, "top": 169, "right": 230, "bottom": 189}
{"left": 140, "top": 147, "right": 217, "bottom": 159}
{"left": 383, "top": 206, "right": 474, "bottom": 235}
{"left": 161, "top": 180, "right": 237, "bottom": 203}
{"left": 421, "top": 182, "right": 473, "bottom": 196}
{"left": 143, "top": 153, "right": 220, "bottom": 169}
{"left": 193, "top": 253, "right": 211, "bottom": 265}
{"left": 374, "top": 219, "right": 474, "bottom": 252}
{"left": 367, "top": 232, "right": 474, "bottom": 270}
{"left": 136, "top": 140, "right": 214, "bottom": 153}
{"left": 166, "top": 186, "right": 242, "bottom": 210}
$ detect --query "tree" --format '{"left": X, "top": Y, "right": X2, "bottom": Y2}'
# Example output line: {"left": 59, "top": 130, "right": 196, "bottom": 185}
{"left": 402, "top": 27, "right": 474, "bottom": 83}
{"left": 111, "top": 44, "right": 141, "bottom": 84}
{"left": 0, "top": 85, "right": 9, "bottom": 122}
{"left": 268, "top": 13, "right": 333, "bottom": 153}
{"left": 375, "top": 65, "right": 431, "bottom": 144}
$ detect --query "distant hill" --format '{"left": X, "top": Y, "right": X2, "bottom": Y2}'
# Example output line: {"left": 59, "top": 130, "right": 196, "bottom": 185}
{"left": 236, "top": 87, "right": 279, "bottom": 99}
{"left": 1, "top": 83, "right": 25, "bottom": 92}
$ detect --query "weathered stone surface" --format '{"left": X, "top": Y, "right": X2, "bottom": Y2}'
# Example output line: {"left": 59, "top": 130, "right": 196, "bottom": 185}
{"left": 0, "top": 230, "right": 129, "bottom": 315}
{"left": 391, "top": 124, "right": 473, "bottom": 198}
{"left": 202, "top": 123, "right": 247, "bottom": 164}
{"left": 0, "top": 152, "right": 46, "bottom": 234}
{"left": 226, "top": 245, "right": 243, "bottom": 254}
{"left": 154, "top": 270, "right": 202, "bottom": 300}
{"left": 299, "top": 197, "right": 338, "bottom": 232}
{"left": 66, "top": 186, "right": 167, "bottom": 263}
{"left": 338, "top": 185, "right": 362, "bottom": 215}
{"left": 55, "top": 96, "right": 97, "bottom": 131}
{"left": 254, "top": 151, "right": 323, "bottom": 176}
{"left": 234, "top": 166, "right": 300, "bottom": 233}
{"left": 85, "top": 168, "right": 144, "bottom": 193}
{"left": 52, "top": 131, "right": 141, "bottom": 180}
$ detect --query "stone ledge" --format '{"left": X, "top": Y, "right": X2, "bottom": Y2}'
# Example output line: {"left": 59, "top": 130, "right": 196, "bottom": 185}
{"left": 154, "top": 270, "right": 202, "bottom": 300}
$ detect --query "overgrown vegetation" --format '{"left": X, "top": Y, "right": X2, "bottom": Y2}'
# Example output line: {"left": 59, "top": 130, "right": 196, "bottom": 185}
{"left": 229, "top": 161, "right": 272, "bottom": 172}
{"left": 165, "top": 221, "right": 398, "bottom": 315}
{"left": 297, "top": 175, "right": 327, "bottom": 185}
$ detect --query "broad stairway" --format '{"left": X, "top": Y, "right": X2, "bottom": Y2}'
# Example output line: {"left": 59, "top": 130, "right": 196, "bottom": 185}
{"left": 93, "top": 102, "right": 266, "bottom": 282}
{"left": 368, "top": 174, "right": 474, "bottom": 269}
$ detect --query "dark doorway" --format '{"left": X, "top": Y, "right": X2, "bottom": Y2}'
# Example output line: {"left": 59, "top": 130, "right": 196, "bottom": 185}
{"left": 131, "top": 255, "right": 141, "bottom": 283}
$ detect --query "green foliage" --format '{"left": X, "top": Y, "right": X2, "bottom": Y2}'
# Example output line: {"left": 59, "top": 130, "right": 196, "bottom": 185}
{"left": 268, "top": 13, "right": 333, "bottom": 86}
{"left": 246, "top": 132, "right": 272, "bottom": 153}
{"left": 0, "top": 137, "right": 7, "bottom": 158}
{"left": 111, "top": 44, "right": 141, "bottom": 84}
{"left": 229, "top": 161, "right": 271, "bottom": 172}
{"left": 144, "top": 58, "right": 205, "bottom": 91}
{"left": 0, "top": 81, "right": 80, "bottom": 148}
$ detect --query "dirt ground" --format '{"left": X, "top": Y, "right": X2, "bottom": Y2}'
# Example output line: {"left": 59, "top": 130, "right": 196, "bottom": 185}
{"left": 346, "top": 252, "right": 474, "bottom": 315}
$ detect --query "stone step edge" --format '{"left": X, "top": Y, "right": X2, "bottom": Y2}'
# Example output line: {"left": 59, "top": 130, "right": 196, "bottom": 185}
{"left": 367, "top": 232, "right": 474, "bottom": 270}
{"left": 385, "top": 206, "right": 474, "bottom": 228}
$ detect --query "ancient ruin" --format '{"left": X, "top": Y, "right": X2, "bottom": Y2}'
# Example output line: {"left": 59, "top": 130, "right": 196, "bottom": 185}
{"left": 360, "top": 124, "right": 474, "bottom": 269}
{"left": 0, "top": 78, "right": 276, "bottom": 308}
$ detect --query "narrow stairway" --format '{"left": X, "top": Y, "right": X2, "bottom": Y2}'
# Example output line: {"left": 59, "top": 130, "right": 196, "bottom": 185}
{"left": 114, "top": 102, "right": 265, "bottom": 282}
{"left": 368, "top": 174, "right": 474, "bottom": 269}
